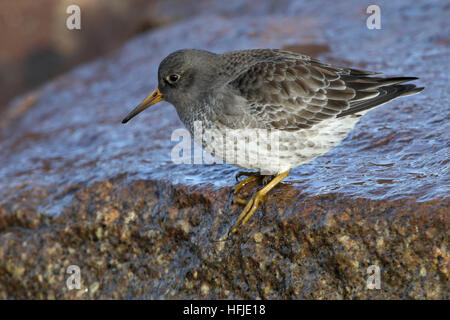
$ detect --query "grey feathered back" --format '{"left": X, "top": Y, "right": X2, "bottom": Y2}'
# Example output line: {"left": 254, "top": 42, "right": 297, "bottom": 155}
{"left": 223, "top": 49, "right": 423, "bottom": 130}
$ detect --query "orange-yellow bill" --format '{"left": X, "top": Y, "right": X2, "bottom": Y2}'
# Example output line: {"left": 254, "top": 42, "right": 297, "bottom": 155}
{"left": 122, "top": 88, "right": 163, "bottom": 123}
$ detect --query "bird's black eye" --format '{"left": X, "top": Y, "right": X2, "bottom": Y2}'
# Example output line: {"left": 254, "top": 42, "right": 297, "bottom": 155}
{"left": 167, "top": 74, "right": 180, "bottom": 83}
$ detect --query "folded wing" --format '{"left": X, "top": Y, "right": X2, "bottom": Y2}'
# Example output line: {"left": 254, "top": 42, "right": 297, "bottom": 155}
{"left": 227, "top": 50, "right": 423, "bottom": 131}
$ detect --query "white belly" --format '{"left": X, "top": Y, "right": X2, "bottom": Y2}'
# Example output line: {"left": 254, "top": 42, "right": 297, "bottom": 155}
{"left": 192, "top": 115, "right": 363, "bottom": 175}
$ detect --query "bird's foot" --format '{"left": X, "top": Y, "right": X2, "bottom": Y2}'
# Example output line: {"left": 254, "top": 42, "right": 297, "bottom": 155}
{"left": 233, "top": 175, "right": 260, "bottom": 194}
{"left": 233, "top": 174, "right": 274, "bottom": 205}
{"left": 230, "top": 170, "right": 290, "bottom": 234}
{"left": 231, "top": 189, "right": 265, "bottom": 234}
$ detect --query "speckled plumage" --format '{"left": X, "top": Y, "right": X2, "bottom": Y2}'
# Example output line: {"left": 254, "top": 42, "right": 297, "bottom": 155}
{"left": 122, "top": 48, "right": 423, "bottom": 233}
{"left": 123, "top": 48, "right": 423, "bottom": 173}
{"left": 153, "top": 49, "right": 423, "bottom": 174}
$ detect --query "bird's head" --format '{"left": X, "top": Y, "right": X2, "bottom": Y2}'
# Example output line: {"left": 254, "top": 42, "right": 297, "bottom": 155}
{"left": 122, "top": 49, "right": 220, "bottom": 123}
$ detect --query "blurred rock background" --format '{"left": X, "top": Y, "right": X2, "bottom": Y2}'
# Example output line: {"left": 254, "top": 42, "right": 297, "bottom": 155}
{"left": 0, "top": 0, "right": 180, "bottom": 112}
{"left": 0, "top": 0, "right": 323, "bottom": 111}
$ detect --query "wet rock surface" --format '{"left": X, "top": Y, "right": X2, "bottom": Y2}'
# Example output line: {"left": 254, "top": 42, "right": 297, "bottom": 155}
{"left": 0, "top": 0, "right": 448, "bottom": 299}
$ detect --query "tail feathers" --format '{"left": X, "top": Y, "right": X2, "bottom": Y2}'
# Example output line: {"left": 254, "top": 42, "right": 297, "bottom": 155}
{"left": 337, "top": 78, "right": 424, "bottom": 118}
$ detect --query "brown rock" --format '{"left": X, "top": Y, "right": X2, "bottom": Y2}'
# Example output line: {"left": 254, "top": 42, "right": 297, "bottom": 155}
{"left": 0, "top": 0, "right": 448, "bottom": 299}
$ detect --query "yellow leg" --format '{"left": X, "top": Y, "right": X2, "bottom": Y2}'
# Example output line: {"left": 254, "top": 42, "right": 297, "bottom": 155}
{"left": 233, "top": 197, "right": 248, "bottom": 205}
{"left": 231, "top": 170, "right": 290, "bottom": 234}
{"left": 233, "top": 175, "right": 260, "bottom": 194}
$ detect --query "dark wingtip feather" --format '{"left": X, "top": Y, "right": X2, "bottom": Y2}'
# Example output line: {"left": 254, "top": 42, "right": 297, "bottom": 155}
{"left": 378, "top": 76, "right": 419, "bottom": 85}
{"left": 337, "top": 83, "right": 423, "bottom": 118}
